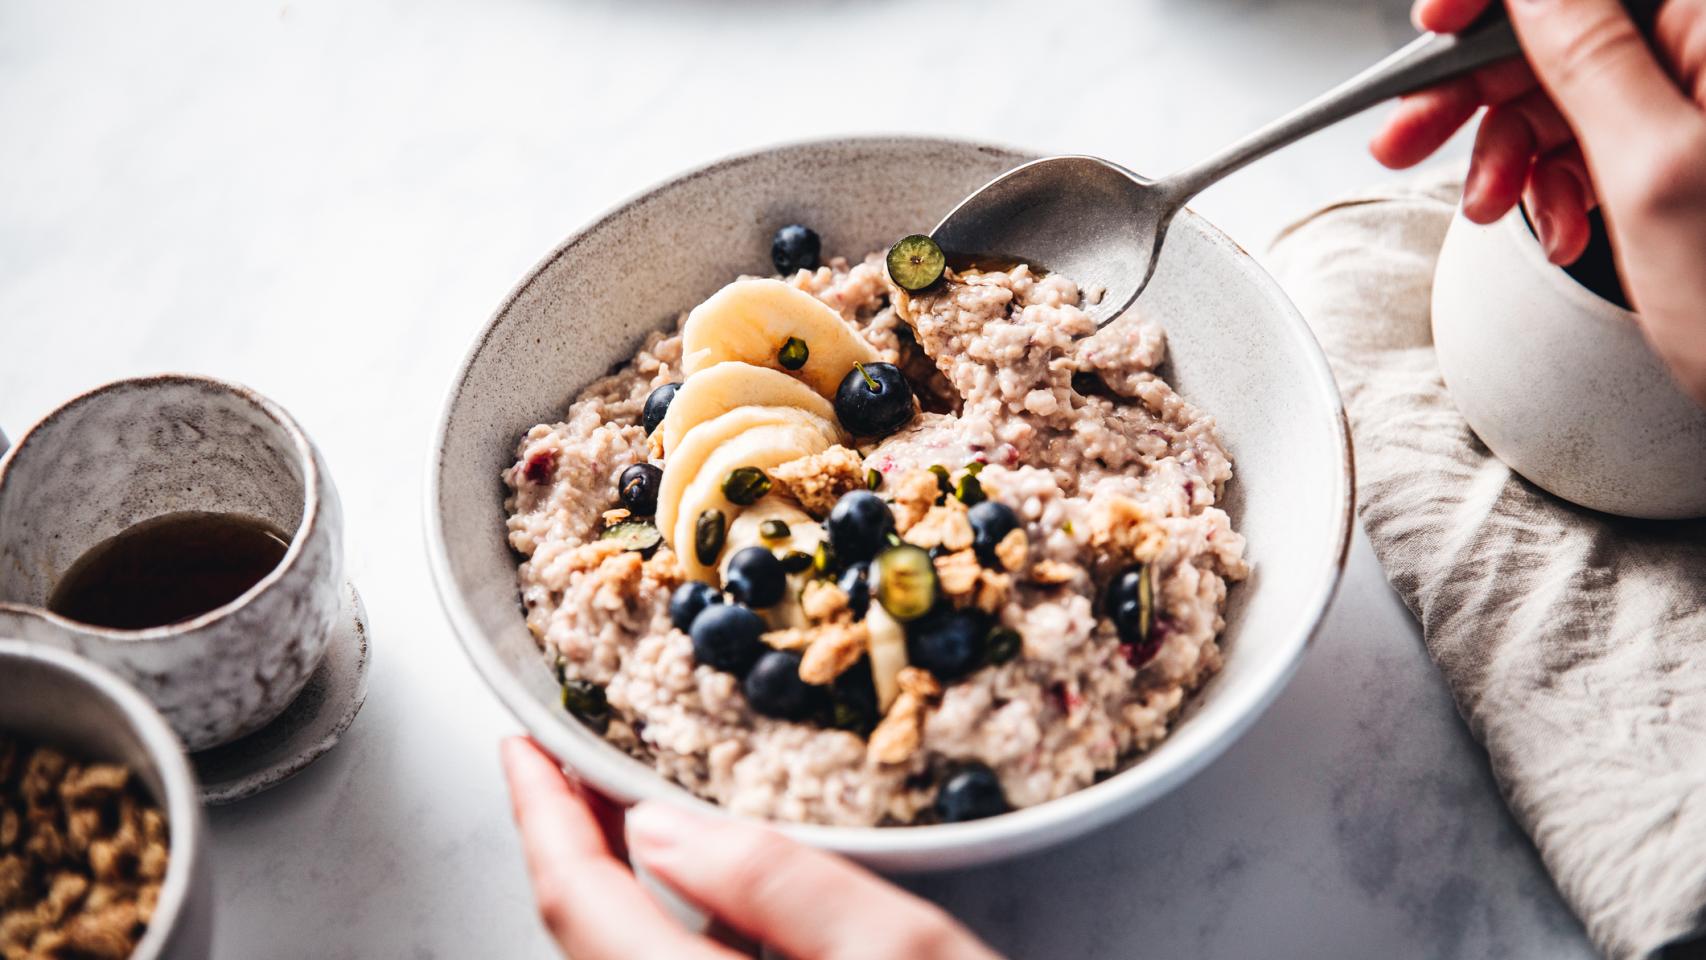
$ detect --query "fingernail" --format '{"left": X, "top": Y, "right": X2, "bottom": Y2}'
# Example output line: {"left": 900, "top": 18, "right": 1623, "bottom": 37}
{"left": 626, "top": 802, "right": 697, "bottom": 852}
{"left": 1534, "top": 212, "right": 1556, "bottom": 254}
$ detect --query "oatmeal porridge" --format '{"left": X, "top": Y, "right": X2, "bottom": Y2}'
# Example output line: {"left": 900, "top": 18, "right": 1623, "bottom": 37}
{"left": 503, "top": 226, "right": 1247, "bottom": 826}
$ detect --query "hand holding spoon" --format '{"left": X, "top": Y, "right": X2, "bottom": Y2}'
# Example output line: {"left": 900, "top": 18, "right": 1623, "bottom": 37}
{"left": 931, "top": 1, "right": 1662, "bottom": 327}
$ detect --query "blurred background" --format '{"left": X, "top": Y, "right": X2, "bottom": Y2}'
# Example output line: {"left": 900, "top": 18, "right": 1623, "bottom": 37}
{"left": 4, "top": 1, "right": 1594, "bottom": 957}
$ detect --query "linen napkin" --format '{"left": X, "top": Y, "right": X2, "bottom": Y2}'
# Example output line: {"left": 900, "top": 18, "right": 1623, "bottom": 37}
{"left": 1267, "top": 174, "right": 1706, "bottom": 960}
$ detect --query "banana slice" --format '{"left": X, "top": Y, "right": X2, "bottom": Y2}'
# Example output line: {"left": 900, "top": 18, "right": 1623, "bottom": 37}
{"left": 681, "top": 278, "right": 880, "bottom": 398}
{"left": 656, "top": 405, "right": 839, "bottom": 542}
{"left": 670, "top": 422, "right": 833, "bottom": 581}
{"left": 722, "top": 498, "right": 825, "bottom": 631}
{"left": 658, "top": 361, "right": 842, "bottom": 458}
{"left": 865, "top": 603, "right": 909, "bottom": 712}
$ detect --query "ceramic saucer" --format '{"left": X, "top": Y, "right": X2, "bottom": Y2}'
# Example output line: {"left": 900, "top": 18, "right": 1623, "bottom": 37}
{"left": 193, "top": 580, "right": 370, "bottom": 804}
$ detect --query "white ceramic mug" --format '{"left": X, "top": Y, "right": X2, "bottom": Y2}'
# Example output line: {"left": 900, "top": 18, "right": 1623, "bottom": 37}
{"left": 0, "top": 375, "right": 345, "bottom": 750}
{"left": 1432, "top": 207, "right": 1706, "bottom": 519}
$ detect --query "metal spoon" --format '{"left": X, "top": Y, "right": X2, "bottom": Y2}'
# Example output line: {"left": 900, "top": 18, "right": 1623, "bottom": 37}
{"left": 932, "top": 2, "right": 1659, "bottom": 327}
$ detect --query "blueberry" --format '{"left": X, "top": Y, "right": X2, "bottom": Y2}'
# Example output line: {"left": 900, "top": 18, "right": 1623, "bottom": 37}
{"left": 826, "top": 491, "right": 894, "bottom": 565}
{"left": 834, "top": 362, "right": 915, "bottom": 438}
{"left": 690, "top": 603, "right": 766, "bottom": 675}
{"left": 725, "top": 546, "right": 787, "bottom": 608}
{"left": 1105, "top": 564, "right": 1155, "bottom": 645}
{"left": 935, "top": 763, "right": 1009, "bottom": 822}
{"left": 770, "top": 224, "right": 821, "bottom": 275}
{"left": 669, "top": 581, "right": 723, "bottom": 632}
{"left": 837, "top": 562, "right": 871, "bottom": 620}
{"left": 642, "top": 382, "right": 680, "bottom": 435}
{"left": 617, "top": 462, "right": 663, "bottom": 515}
{"left": 967, "top": 501, "right": 1021, "bottom": 568}
{"left": 907, "top": 608, "right": 987, "bottom": 681}
{"left": 743, "top": 649, "right": 822, "bottom": 720}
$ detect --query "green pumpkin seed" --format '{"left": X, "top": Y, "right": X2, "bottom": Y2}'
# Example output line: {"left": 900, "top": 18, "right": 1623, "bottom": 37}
{"left": 722, "top": 466, "right": 772, "bottom": 506}
{"left": 760, "top": 518, "right": 791, "bottom": 541}
{"left": 812, "top": 540, "right": 837, "bottom": 577}
{"left": 964, "top": 461, "right": 984, "bottom": 476}
{"left": 695, "top": 509, "right": 726, "bottom": 565}
{"left": 561, "top": 679, "right": 610, "bottom": 733}
{"left": 866, "top": 467, "right": 883, "bottom": 491}
{"left": 778, "top": 336, "right": 809, "bottom": 371}
{"left": 954, "top": 473, "right": 986, "bottom": 506}
{"left": 780, "top": 550, "right": 814, "bottom": 574}
{"left": 928, "top": 464, "right": 952, "bottom": 495}
{"left": 985, "top": 627, "right": 1022, "bottom": 665}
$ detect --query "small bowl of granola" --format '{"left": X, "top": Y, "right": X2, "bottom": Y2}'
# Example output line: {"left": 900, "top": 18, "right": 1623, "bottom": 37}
{"left": 0, "top": 641, "right": 212, "bottom": 959}
{"left": 427, "top": 136, "right": 1354, "bottom": 869}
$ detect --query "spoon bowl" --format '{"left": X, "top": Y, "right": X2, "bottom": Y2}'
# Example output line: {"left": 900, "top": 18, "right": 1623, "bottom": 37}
{"left": 931, "top": 156, "right": 1176, "bottom": 327}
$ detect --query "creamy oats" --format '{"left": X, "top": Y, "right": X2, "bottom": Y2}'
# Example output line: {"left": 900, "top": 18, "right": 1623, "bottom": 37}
{"left": 503, "top": 248, "right": 1246, "bottom": 827}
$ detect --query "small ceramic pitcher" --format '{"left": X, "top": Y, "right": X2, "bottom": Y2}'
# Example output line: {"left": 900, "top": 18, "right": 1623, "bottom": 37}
{"left": 0, "top": 375, "right": 344, "bottom": 750}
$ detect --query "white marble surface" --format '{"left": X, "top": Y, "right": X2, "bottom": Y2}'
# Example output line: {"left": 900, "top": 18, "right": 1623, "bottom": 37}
{"left": 0, "top": 0, "right": 1598, "bottom": 956}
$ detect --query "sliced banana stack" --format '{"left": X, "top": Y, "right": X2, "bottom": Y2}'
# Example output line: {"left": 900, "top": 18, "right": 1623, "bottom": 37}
{"left": 657, "top": 361, "right": 839, "bottom": 458}
{"left": 669, "top": 420, "right": 834, "bottom": 582}
{"left": 680, "top": 278, "right": 879, "bottom": 397}
{"left": 656, "top": 275, "right": 913, "bottom": 703}
{"left": 656, "top": 405, "right": 838, "bottom": 545}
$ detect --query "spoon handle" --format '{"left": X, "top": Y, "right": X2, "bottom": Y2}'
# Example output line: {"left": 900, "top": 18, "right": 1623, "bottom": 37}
{"left": 1160, "top": 0, "right": 1663, "bottom": 205}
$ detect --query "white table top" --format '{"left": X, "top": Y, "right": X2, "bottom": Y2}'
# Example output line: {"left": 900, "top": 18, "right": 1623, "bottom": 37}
{"left": 0, "top": 0, "right": 1596, "bottom": 955}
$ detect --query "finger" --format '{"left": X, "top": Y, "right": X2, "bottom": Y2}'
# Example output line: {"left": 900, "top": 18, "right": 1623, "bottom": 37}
{"left": 1507, "top": 0, "right": 1697, "bottom": 155}
{"left": 627, "top": 802, "right": 1001, "bottom": 960}
{"left": 574, "top": 778, "right": 631, "bottom": 862}
{"left": 1526, "top": 146, "right": 1594, "bottom": 263}
{"left": 1655, "top": 0, "right": 1706, "bottom": 103}
{"left": 1463, "top": 90, "right": 1578, "bottom": 222}
{"left": 1372, "top": 82, "right": 1484, "bottom": 168}
{"left": 501, "top": 738, "right": 729, "bottom": 960}
{"left": 1370, "top": 60, "right": 1538, "bottom": 168}
{"left": 1413, "top": 0, "right": 1495, "bottom": 34}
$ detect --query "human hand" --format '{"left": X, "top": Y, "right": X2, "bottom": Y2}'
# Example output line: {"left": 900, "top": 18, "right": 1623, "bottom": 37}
{"left": 500, "top": 736, "right": 1002, "bottom": 960}
{"left": 1370, "top": 0, "right": 1706, "bottom": 405}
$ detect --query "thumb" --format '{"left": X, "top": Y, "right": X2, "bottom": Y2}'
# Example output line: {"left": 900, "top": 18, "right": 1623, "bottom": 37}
{"left": 1506, "top": 0, "right": 1694, "bottom": 158}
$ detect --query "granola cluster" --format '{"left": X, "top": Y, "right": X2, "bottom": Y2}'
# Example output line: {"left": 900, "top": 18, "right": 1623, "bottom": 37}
{"left": 0, "top": 738, "right": 169, "bottom": 960}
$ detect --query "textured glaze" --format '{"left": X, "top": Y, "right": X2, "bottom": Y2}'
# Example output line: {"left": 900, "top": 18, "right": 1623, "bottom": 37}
{"left": 1433, "top": 208, "right": 1706, "bottom": 519}
{"left": 0, "top": 640, "right": 213, "bottom": 960}
{"left": 0, "top": 375, "right": 345, "bottom": 750}
{"left": 193, "top": 580, "right": 370, "bottom": 804}
{"left": 425, "top": 137, "right": 1354, "bottom": 870}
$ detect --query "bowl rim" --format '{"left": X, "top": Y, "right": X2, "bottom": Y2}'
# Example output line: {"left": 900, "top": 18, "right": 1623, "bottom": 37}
{"left": 1497, "top": 206, "right": 1643, "bottom": 327}
{"left": 0, "top": 639, "right": 205, "bottom": 958}
{"left": 0, "top": 372, "right": 325, "bottom": 642}
{"left": 424, "top": 134, "right": 1355, "bottom": 862}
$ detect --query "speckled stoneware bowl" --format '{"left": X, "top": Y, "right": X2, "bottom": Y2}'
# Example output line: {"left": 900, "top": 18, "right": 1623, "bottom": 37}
{"left": 1433, "top": 207, "right": 1706, "bottom": 519}
{"left": 0, "top": 640, "right": 213, "bottom": 959}
{"left": 426, "top": 136, "right": 1354, "bottom": 870}
{"left": 0, "top": 375, "right": 345, "bottom": 751}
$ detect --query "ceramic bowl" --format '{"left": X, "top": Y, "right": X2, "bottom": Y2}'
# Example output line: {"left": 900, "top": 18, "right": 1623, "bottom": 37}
{"left": 0, "top": 640, "right": 213, "bottom": 959}
{"left": 425, "top": 136, "right": 1353, "bottom": 870}
{"left": 1433, "top": 207, "right": 1706, "bottom": 519}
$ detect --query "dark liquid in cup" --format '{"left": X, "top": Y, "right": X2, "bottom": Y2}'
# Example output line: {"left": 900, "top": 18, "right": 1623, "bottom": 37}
{"left": 47, "top": 511, "right": 291, "bottom": 630}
